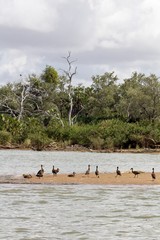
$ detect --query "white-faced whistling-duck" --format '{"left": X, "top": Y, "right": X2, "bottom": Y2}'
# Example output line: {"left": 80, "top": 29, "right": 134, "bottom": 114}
{"left": 151, "top": 168, "right": 156, "bottom": 180}
{"left": 68, "top": 172, "right": 76, "bottom": 177}
{"left": 36, "top": 165, "right": 44, "bottom": 178}
{"left": 95, "top": 166, "right": 99, "bottom": 178}
{"left": 116, "top": 167, "right": 121, "bottom": 177}
{"left": 52, "top": 165, "right": 59, "bottom": 175}
{"left": 85, "top": 164, "right": 90, "bottom": 175}
{"left": 23, "top": 174, "right": 32, "bottom": 179}
{"left": 130, "top": 168, "right": 140, "bottom": 177}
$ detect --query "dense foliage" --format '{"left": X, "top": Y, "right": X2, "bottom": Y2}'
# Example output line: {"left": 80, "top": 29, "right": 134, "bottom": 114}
{"left": 1, "top": 60, "right": 160, "bottom": 150}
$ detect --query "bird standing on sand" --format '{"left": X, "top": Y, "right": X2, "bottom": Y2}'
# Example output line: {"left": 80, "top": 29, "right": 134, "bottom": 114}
{"left": 95, "top": 166, "right": 99, "bottom": 178}
{"left": 36, "top": 165, "right": 44, "bottom": 178}
{"left": 151, "top": 168, "right": 156, "bottom": 180}
{"left": 52, "top": 165, "right": 59, "bottom": 175}
{"left": 116, "top": 167, "right": 121, "bottom": 177}
{"left": 68, "top": 172, "right": 76, "bottom": 177}
{"left": 130, "top": 168, "right": 140, "bottom": 177}
{"left": 85, "top": 164, "right": 90, "bottom": 175}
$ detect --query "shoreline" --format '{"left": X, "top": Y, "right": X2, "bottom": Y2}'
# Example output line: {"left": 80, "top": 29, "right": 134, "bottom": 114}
{"left": 0, "top": 144, "right": 160, "bottom": 154}
{"left": 0, "top": 172, "right": 159, "bottom": 185}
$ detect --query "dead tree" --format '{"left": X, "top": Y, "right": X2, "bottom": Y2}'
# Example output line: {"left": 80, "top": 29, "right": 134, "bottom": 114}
{"left": 62, "top": 52, "right": 77, "bottom": 126}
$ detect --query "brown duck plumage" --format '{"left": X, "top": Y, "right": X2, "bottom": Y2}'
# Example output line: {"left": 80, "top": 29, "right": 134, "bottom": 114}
{"left": 130, "top": 168, "right": 140, "bottom": 177}
{"left": 85, "top": 165, "right": 90, "bottom": 175}
{"left": 36, "top": 165, "right": 44, "bottom": 178}
{"left": 23, "top": 174, "right": 32, "bottom": 179}
{"left": 68, "top": 172, "right": 76, "bottom": 177}
{"left": 52, "top": 165, "right": 59, "bottom": 175}
{"left": 151, "top": 168, "right": 156, "bottom": 180}
{"left": 95, "top": 166, "right": 99, "bottom": 178}
{"left": 116, "top": 167, "right": 121, "bottom": 177}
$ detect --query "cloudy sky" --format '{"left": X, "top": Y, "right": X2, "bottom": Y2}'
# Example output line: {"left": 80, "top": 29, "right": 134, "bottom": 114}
{"left": 0, "top": 0, "right": 160, "bottom": 86}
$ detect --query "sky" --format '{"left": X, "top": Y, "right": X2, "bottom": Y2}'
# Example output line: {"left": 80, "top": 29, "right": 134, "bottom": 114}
{"left": 0, "top": 0, "right": 160, "bottom": 86}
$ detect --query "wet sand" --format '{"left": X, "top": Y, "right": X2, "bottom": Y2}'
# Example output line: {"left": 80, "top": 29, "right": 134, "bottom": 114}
{"left": 0, "top": 172, "right": 159, "bottom": 185}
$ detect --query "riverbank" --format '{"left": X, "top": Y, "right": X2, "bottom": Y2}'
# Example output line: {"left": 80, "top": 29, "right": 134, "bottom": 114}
{"left": 0, "top": 143, "right": 160, "bottom": 154}
{"left": 0, "top": 172, "right": 159, "bottom": 185}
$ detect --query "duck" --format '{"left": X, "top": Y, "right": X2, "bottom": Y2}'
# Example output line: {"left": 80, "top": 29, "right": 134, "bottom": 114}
{"left": 23, "top": 174, "right": 32, "bottom": 179}
{"left": 52, "top": 165, "right": 59, "bottom": 175}
{"left": 85, "top": 164, "right": 90, "bottom": 175}
{"left": 36, "top": 165, "right": 44, "bottom": 178}
{"left": 115, "top": 166, "right": 121, "bottom": 177}
{"left": 95, "top": 166, "right": 99, "bottom": 178}
{"left": 130, "top": 168, "right": 140, "bottom": 177}
{"left": 151, "top": 168, "right": 156, "bottom": 180}
{"left": 68, "top": 172, "right": 76, "bottom": 177}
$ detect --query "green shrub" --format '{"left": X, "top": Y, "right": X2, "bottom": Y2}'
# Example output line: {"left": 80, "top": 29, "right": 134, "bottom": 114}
{"left": 89, "top": 136, "right": 105, "bottom": 149}
{"left": 0, "top": 131, "right": 12, "bottom": 145}
{"left": 69, "top": 125, "right": 101, "bottom": 147}
{"left": 29, "top": 133, "right": 51, "bottom": 151}
{"left": 23, "top": 138, "right": 31, "bottom": 148}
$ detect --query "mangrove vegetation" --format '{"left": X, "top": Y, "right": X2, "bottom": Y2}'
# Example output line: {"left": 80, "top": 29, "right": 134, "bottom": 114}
{"left": 0, "top": 54, "right": 160, "bottom": 151}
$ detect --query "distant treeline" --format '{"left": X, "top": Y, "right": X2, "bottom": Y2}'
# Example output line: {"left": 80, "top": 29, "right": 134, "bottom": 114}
{"left": 0, "top": 60, "right": 160, "bottom": 150}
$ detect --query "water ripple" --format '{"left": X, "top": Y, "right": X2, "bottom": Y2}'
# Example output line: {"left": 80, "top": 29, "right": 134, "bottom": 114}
{"left": 0, "top": 151, "right": 160, "bottom": 239}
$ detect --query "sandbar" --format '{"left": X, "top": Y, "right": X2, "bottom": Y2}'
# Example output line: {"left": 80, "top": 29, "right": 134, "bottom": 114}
{"left": 0, "top": 172, "right": 159, "bottom": 185}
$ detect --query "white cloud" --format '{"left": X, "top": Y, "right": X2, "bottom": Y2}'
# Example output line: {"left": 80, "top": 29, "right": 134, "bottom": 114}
{"left": 0, "top": 0, "right": 160, "bottom": 85}
{"left": 0, "top": 49, "right": 27, "bottom": 74}
{"left": 0, "top": 49, "right": 44, "bottom": 85}
{"left": 0, "top": 0, "right": 57, "bottom": 32}
{"left": 86, "top": 0, "right": 160, "bottom": 51}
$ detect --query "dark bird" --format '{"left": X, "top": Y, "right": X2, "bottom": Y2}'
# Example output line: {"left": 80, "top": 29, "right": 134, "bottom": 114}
{"left": 116, "top": 166, "right": 121, "bottom": 177}
{"left": 85, "top": 164, "right": 91, "bottom": 175}
{"left": 36, "top": 165, "right": 44, "bottom": 178}
{"left": 52, "top": 165, "right": 59, "bottom": 175}
{"left": 68, "top": 172, "right": 76, "bottom": 177}
{"left": 95, "top": 166, "right": 99, "bottom": 178}
{"left": 151, "top": 168, "right": 156, "bottom": 180}
{"left": 23, "top": 174, "right": 32, "bottom": 179}
{"left": 130, "top": 168, "right": 140, "bottom": 177}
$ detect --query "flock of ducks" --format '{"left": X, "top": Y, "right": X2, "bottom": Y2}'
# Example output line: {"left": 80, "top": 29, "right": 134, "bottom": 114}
{"left": 35, "top": 165, "right": 60, "bottom": 178}
{"left": 116, "top": 166, "right": 156, "bottom": 180}
{"left": 23, "top": 164, "right": 156, "bottom": 181}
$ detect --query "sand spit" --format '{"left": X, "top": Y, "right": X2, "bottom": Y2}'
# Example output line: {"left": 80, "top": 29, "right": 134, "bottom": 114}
{"left": 0, "top": 172, "right": 159, "bottom": 185}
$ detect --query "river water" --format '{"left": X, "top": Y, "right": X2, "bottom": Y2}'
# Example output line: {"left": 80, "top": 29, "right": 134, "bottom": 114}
{"left": 0, "top": 150, "right": 160, "bottom": 240}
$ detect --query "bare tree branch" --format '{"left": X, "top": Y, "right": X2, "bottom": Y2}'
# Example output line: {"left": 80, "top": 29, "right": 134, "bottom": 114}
{"left": 61, "top": 52, "right": 78, "bottom": 126}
